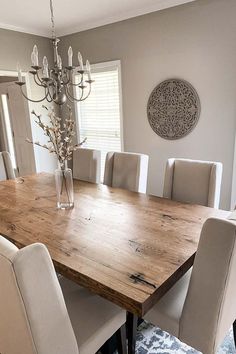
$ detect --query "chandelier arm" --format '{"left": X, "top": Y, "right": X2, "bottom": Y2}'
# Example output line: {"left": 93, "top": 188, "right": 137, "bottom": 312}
{"left": 78, "top": 73, "right": 84, "bottom": 86}
{"left": 36, "top": 71, "right": 44, "bottom": 84}
{"left": 79, "top": 86, "right": 85, "bottom": 101}
{"left": 71, "top": 83, "right": 85, "bottom": 100}
{"left": 77, "top": 72, "right": 84, "bottom": 86}
{"left": 79, "top": 84, "right": 92, "bottom": 101}
{"left": 20, "top": 85, "right": 50, "bottom": 103}
{"left": 46, "top": 83, "right": 54, "bottom": 101}
{"left": 67, "top": 78, "right": 84, "bottom": 87}
{"left": 65, "top": 85, "right": 76, "bottom": 101}
{"left": 65, "top": 91, "right": 75, "bottom": 104}
{"left": 65, "top": 85, "right": 84, "bottom": 102}
{"left": 45, "top": 95, "right": 52, "bottom": 103}
{"left": 33, "top": 74, "right": 46, "bottom": 88}
{"left": 67, "top": 74, "right": 83, "bottom": 93}
{"left": 65, "top": 70, "right": 84, "bottom": 87}
{"left": 45, "top": 86, "right": 53, "bottom": 102}
{"left": 65, "top": 83, "right": 91, "bottom": 102}
{"left": 78, "top": 80, "right": 90, "bottom": 101}
{"left": 47, "top": 88, "right": 54, "bottom": 102}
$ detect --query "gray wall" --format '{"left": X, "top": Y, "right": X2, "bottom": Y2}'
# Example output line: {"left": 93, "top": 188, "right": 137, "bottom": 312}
{"left": 60, "top": 0, "right": 236, "bottom": 210}
{"left": 0, "top": 28, "right": 52, "bottom": 71}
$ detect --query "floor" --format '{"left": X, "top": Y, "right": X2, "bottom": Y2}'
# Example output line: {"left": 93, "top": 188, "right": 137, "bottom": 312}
{"left": 135, "top": 321, "right": 236, "bottom": 353}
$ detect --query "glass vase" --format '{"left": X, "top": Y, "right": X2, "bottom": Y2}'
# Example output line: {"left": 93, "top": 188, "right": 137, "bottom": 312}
{"left": 55, "top": 161, "right": 74, "bottom": 209}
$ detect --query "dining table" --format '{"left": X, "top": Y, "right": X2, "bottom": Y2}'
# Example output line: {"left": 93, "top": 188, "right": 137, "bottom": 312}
{"left": 0, "top": 173, "right": 230, "bottom": 354}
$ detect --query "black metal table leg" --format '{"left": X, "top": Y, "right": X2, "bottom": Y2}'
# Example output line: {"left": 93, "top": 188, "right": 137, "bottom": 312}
{"left": 116, "top": 323, "right": 127, "bottom": 354}
{"left": 233, "top": 319, "right": 236, "bottom": 348}
{"left": 127, "top": 312, "right": 138, "bottom": 354}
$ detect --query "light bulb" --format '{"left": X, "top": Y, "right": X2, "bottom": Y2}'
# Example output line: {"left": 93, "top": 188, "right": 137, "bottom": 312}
{"left": 33, "top": 45, "right": 39, "bottom": 66}
{"left": 68, "top": 46, "right": 73, "bottom": 67}
{"left": 78, "top": 52, "right": 84, "bottom": 71}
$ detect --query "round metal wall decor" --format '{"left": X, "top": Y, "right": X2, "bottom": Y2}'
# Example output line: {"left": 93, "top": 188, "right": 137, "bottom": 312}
{"left": 147, "top": 79, "right": 201, "bottom": 140}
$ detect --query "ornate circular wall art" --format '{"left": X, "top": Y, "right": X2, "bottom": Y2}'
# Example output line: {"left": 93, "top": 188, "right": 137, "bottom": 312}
{"left": 147, "top": 79, "right": 201, "bottom": 140}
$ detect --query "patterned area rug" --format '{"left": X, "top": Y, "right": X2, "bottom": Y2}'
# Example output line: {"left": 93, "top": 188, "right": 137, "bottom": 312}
{"left": 135, "top": 321, "right": 236, "bottom": 354}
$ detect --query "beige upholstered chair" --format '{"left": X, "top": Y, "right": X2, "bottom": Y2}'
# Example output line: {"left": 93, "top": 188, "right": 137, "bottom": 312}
{"left": 0, "top": 151, "right": 15, "bottom": 180}
{"left": 163, "top": 158, "right": 222, "bottom": 208}
{"left": 0, "top": 237, "right": 127, "bottom": 354}
{"left": 73, "top": 148, "right": 101, "bottom": 183}
{"left": 104, "top": 151, "right": 149, "bottom": 193}
{"left": 144, "top": 217, "right": 236, "bottom": 354}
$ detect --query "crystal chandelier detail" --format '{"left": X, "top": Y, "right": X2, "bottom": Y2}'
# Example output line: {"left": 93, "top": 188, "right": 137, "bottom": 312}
{"left": 15, "top": 0, "right": 94, "bottom": 105}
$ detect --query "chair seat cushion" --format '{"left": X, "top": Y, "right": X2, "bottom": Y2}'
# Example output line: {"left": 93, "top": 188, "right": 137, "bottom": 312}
{"left": 59, "top": 277, "right": 126, "bottom": 354}
{"left": 144, "top": 269, "right": 191, "bottom": 337}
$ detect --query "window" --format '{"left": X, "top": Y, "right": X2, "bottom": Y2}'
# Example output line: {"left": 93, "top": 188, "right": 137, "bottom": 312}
{"left": 75, "top": 61, "right": 123, "bottom": 181}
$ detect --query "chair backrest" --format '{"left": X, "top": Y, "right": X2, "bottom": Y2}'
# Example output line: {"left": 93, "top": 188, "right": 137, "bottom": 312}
{"left": 0, "top": 151, "right": 15, "bottom": 180}
{"left": 163, "top": 158, "right": 222, "bottom": 208}
{"left": 73, "top": 148, "right": 101, "bottom": 183}
{"left": 0, "top": 237, "right": 78, "bottom": 354}
{"left": 180, "top": 217, "right": 236, "bottom": 354}
{"left": 103, "top": 151, "right": 149, "bottom": 193}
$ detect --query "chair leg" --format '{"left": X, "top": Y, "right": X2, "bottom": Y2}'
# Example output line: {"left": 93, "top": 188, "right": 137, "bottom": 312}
{"left": 127, "top": 312, "right": 138, "bottom": 354}
{"left": 116, "top": 324, "right": 127, "bottom": 354}
{"left": 233, "top": 320, "right": 236, "bottom": 348}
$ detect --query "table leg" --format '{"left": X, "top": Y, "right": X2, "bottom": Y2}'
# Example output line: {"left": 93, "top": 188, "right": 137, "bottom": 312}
{"left": 127, "top": 312, "right": 138, "bottom": 354}
{"left": 233, "top": 319, "right": 236, "bottom": 348}
{"left": 116, "top": 324, "right": 127, "bottom": 354}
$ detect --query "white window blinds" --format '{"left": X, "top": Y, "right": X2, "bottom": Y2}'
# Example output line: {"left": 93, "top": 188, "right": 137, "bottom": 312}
{"left": 76, "top": 61, "right": 122, "bottom": 180}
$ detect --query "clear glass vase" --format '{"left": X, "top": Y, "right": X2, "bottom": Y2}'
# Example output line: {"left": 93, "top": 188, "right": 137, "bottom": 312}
{"left": 55, "top": 161, "right": 74, "bottom": 209}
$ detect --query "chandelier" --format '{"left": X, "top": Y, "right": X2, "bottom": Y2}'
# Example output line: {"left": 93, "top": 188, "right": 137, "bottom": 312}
{"left": 15, "top": 0, "right": 94, "bottom": 105}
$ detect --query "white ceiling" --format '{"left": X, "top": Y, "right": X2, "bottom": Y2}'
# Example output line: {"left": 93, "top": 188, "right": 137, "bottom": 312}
{"left": 0, "top": 0, "right": 196, "bottom": 37}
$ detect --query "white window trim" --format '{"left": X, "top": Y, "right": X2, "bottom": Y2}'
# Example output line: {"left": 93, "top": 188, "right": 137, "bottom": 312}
{"left": 73, "top": 60, "right": 124, "bottom": 151}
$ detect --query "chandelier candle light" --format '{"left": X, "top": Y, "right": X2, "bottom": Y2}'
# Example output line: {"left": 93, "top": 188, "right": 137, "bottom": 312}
{"left": 15, "top": 0, "right": 94, "bottom": 105}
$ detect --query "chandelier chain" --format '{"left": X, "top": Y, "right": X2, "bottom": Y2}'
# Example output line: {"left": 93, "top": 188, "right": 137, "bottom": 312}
{"left": 50, "top": 0, "right": 56, "bottom": 39}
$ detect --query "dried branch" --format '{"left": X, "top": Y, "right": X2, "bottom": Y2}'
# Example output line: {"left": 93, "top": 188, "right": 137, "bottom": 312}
{"left": 26, "top": 106, "right": 86, "bottom": 166}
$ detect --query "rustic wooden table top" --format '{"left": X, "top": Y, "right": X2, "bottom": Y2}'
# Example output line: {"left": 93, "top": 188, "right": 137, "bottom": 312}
{"left": 0, "top": 173, "right": 229, "bottom": 316}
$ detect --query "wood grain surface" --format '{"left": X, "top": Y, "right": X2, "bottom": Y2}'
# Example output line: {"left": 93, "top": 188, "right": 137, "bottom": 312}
{"left": 0, "top": 173, "right": 229, "bottom": 316}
